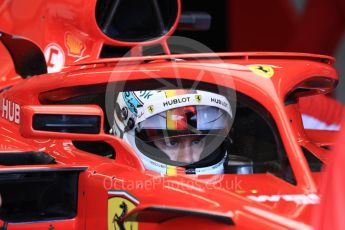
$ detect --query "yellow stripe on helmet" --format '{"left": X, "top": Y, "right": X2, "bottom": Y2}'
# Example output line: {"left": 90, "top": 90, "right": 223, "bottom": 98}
{"left": 166, "top": 165, "right": 177, "bottom": 176}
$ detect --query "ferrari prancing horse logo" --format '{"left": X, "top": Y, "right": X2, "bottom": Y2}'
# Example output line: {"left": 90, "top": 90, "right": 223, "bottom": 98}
{"left": 147, "top": 105, "right": 154, "bottom": 114}
{"left": 108, "top": 197, "right": 138, "bottom": 230}
{"left": 248, "top": 65, "right": 275, "bottom": 78}
{"left": 195, "top": 95, "right": 202, "bottom": 103}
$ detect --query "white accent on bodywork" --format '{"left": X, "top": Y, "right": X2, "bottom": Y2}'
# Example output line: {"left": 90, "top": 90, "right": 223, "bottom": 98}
{"left": 247, "top": 194, "right": 320, "bottom": 205}
{"left": 302, "top": 114, "right": 340, "bottom": 130}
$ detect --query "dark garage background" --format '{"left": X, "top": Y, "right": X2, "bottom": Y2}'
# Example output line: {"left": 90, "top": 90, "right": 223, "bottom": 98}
{"left": 176, "top": 0, "right": 345, "bottom": 103}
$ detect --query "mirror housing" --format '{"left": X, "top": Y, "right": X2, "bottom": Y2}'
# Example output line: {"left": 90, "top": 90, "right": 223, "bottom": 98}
{"left": 285, "top": 77, "right": 338, "bottom": 104}
{"left": 19, "top": 105, "right": 145, "bottom": 170}
{"left": 20, "top": 105, "right": 104, "bottom": 139}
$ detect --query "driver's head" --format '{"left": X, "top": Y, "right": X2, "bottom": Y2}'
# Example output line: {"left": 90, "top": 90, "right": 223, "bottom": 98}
{"left": 113, "top": 89, "right": 233, "bottom": 175}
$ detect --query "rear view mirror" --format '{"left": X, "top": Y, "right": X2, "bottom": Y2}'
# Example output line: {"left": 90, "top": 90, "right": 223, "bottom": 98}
{"left": 285, "top": 77, "right": 337, "bottom": 104}
{"left": 20, "top": 105, "right": 104, "bottom": 139}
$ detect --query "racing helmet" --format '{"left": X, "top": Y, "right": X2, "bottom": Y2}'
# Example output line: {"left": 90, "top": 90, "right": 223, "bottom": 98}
{"left": 112, "top": 89, "right": 233, "bottom": 175}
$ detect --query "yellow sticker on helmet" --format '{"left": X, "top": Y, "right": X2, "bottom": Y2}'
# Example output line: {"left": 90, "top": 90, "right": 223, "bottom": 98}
{"left": 248, "top": 65, "right": 275, "bottom": 78}
{"left": 147, "top": 105, "right": 154, "bottom": 114}
{"left": 195, "top": 95, "right": 202, "bottom": 103}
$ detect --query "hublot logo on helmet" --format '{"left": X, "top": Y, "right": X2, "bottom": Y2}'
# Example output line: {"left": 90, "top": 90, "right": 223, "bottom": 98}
{"left": 211, "top": 98, "right": 228, "bottom": 107}
{"left": 163, "top": 97, "right": 190, "bottom": 107}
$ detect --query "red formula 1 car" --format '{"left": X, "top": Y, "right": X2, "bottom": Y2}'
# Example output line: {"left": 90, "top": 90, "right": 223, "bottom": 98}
{"left": 0, "top": 0, "right": 339, "bottom": 229}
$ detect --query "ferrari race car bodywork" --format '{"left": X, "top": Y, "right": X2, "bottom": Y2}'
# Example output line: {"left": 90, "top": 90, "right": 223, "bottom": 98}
{"left": 0, "top": 0, "right": 339, "bottom": 229}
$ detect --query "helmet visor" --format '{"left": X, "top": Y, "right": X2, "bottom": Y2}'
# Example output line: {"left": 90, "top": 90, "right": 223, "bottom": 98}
{"left": 134, "top": 105, "right": 232, "bottom": 167}
{"left": 137, "top": 105, "right": 231, "bottom": 138}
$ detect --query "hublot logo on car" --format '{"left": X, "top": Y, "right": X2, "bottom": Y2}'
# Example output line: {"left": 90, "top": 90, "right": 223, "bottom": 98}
{"left": 1, "top": 98, "right": 20, "bottom": 124}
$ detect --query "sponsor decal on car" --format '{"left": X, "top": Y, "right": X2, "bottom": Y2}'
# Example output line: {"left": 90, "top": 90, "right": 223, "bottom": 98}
{"left": 108, "top": 190, "right": 139, "bottom": 230}
{"left": 248, "top": 65, "right": 276, "bottom": 78}
{"left": 65, "top": 32, "right": 85, "bottom": 57}
{"left": 247, "top": 194, "right": 320, "bottom": 204}
{"left": 44, "top": 43, "right": 65, "bottom": 73}
{"left": 1, "top": 98, "right": 20, "bottom": 124}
